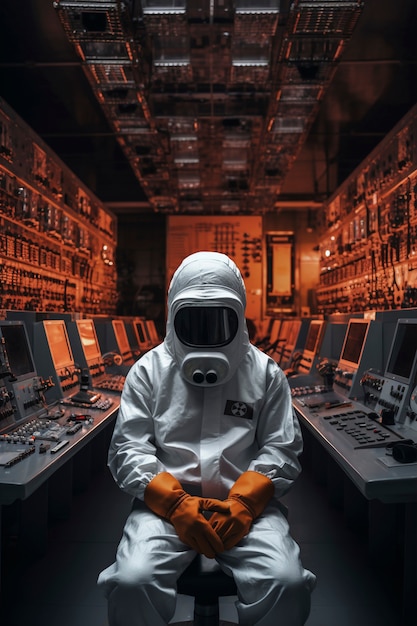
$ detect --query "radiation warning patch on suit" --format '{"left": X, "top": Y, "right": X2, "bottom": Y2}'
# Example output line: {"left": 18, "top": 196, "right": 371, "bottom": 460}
{"left": 224, "top": 400, "right": 253, "bottom": 420}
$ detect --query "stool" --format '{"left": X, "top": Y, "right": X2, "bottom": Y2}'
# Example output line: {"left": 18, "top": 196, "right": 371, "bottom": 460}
{"left": 176, "top": 554, "right": 238, "bottom": 626}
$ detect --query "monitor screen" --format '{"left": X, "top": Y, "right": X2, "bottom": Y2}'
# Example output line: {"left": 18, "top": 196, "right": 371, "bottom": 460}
{"left": 124, "top": 321, "right": 139, "bottom": 350}
{"left": 134, "top": 320, "right": 147, "bottom": 345}
{"left": 0, "top": 323, "right": 35, "bottom": 377}
{"left": 142, "top": 320, "right": 151, "bottom": 342}
{"left": 112, "top": 320, "right": 131, "bottom": 354}
{"left": 279, "top": 319, "right": 293, "bottom": 341}
{"left": 304, "top": 321, "right": 323, "bottom": 353}
{"left": 135, "top": 320, "right": 151, "bottom": 346}
{"left": 287, "top": 320, "right": 301, "bottom": 347}
{"left": 385, "top": 320, "right": 417, "bottom": 381}
{"left": 268, "top": 319, "right": 281, "bottom": 344}
{"left": 340, "top": 320, "right": 369, "bottom": 365}
{"left": 43, "top": 320, "right": 74, "bottom": 369}
{"left": 77, "top": 319, "right": 102, "bottom": 360}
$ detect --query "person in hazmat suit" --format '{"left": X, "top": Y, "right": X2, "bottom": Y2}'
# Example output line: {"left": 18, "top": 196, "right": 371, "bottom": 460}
{"left": 97, "top": 251, "right": 316, "bottom": 626}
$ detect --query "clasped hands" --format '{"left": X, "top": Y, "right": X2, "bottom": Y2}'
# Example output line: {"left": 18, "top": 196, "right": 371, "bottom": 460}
{"left": 144, "top": 471, "right": 274, "bottom": 559}
{"left": 169, "top": 492, "right": 254, "bottom": 558}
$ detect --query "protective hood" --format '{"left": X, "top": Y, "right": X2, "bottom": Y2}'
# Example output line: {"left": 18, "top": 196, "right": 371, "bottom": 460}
{"left": 165, "top": 251, "right": 250, "bottom": 386}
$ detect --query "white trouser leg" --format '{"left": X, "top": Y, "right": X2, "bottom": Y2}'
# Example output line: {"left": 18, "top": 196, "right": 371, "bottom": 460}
{"left": 98, "top": 499, "right": 315, "bottom": 626}
{"left": 97, "top": 501, "right": 195, "bottom": 626}
{"left": 216, "top": 501, "right": 316, "bottom": 626}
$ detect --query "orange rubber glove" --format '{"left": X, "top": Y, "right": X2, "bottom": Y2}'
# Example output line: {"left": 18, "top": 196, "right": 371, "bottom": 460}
{"left": 210, "top": 471, "right": 274, "bottom": 550}
{"left": 144, "top": 472, "right": 230, "bottom": 558}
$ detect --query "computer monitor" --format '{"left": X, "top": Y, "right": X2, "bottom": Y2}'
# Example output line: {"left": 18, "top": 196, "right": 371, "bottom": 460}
{"left": 77, "top": 319, "right": 102, "bottom": 361}
{"left": 43, "top": 319, "right": 74, "bottom": 370}
{"left": 290, "top": 319, "right": 327, "bottom": 376}
{"left": 303, "top": 320, "right": 325, "bottom": 355}
{"left": 134, "top": 319, "right": 151, "bottom": 349}
{"left": 384, "top": 319, "right": 417, "bottom": 384}
{"left": 318, "top": 321, "right": 348, "bottom": 361}
{"left": 274, "top": 318, "right": 294, "bottom": 363}
{"left": 280, "top": 319, "right": 302, "bottom": 363}
{"left": 123, "top": 321, "right": 140, "bottom": 353}
{"left": 0, "top": 321, "right": 47, "bottom": 425}
{"left": 112, "top": 320, "right": 132, "bottom": 356}
{"left": 338, "top": 319, "right": 370, "bottom": 369}
{"left": 286, "top": 321, "right": 298, "bottom": 347}
{"left": 263, "top": 318, "right": 282, "bottom": 353}
{"left": 134, "top": 320, "right": 145, "bottom": 344}
{"left": 278, "top": 319, "right": 293, "bottom": 341}
{"left": 268, "top": 319, "right": 281, "bottom": 344}
{"left": 0, "top": 321, "right": 36, "bottom": 379}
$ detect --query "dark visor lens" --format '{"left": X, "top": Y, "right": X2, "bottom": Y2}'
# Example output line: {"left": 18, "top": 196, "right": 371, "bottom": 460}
{"left": 174, "top": 307, "right": 238, "bottom": 347}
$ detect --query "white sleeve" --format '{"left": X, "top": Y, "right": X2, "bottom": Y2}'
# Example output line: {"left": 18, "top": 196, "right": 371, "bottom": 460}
{"left": 107, "top": 356, "right": 165, "bottom": 500}
{"left": 248, "top": 360, "right": 303, "bottom": 499}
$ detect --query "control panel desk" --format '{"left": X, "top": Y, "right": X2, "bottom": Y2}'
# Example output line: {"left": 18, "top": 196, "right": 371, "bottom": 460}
{"left": 292, "top": 395, "right": 417, "bottom": 503}
{"left": 292, "top": 392, "right": 417, "bottom": 625}
{"left": 0, "top": 397, "right": 120, "bottom": 591}
{"left": 0, "top": 399, "right": 120, "bottom": 506}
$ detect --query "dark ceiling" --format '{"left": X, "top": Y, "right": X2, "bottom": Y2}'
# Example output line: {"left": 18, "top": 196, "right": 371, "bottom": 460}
{"left": 0, "top": 0, "right": 416, "bottom": 216}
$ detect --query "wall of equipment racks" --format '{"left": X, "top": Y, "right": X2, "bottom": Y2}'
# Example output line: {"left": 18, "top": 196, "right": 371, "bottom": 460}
{"left": 0, "top": 97, "right": 117, "bottom": 316}
{"left": 317, "top": 102, "right": 417, "bottom": 315}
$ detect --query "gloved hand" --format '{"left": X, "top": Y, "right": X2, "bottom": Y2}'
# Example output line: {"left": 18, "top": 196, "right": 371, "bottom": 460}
{"left": 144, "top": 472, "right": 230, "bottom": 558}
{"left": 210, "top": 471, "right": 274, "bottom": 550}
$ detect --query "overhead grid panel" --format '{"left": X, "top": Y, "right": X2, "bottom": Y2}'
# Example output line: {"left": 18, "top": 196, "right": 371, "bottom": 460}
{"left": 55, "top": 0, "right": 365, "bottom": 214}
{"left": 255, "top": 0, "right": 364, "bottom": 207}
{"left": 55, "top": 0, "right": 179, "bottom": 212}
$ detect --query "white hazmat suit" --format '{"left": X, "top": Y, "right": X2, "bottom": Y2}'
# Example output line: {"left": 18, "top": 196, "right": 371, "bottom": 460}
{"left": 97, "top": 251, "right": 316, "bottom": 625}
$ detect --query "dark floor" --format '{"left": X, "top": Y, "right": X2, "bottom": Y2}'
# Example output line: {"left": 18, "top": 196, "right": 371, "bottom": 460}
{"left": 0, "top": 451, "right": 403, "bottom": 626}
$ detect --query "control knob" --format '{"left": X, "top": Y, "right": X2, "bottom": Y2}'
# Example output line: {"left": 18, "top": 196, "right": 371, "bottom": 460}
{"left": 380, "top": 408, "right": 395, "bottom": 426}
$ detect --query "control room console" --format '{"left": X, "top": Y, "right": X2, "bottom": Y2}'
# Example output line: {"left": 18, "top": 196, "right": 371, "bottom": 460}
{"left": 290, "top": 316, "right": 417, "bottom": 501}
{"left": 0, "top": 319, "right": 120, "bottom": 506}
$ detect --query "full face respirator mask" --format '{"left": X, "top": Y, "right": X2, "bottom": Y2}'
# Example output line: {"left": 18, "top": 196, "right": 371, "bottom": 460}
{"left": 166, "top": 251, "right": 249, "bottom": 387}
{"left": 174, "top": 304, "right": 240, "bottom": 386}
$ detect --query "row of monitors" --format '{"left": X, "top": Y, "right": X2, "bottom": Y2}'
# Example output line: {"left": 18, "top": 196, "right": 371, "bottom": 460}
{"left": 266, "top": 313, "right": 417, "bottom": 388}
{"left": 91, "top": 316, "right": 159, "bottom": 363}
{"left": 1, "top": 315, "right": 160, "bottom": 384}
{"left": 5, "top": 310, "right": 417, "bottom": 392}
{"left": 264, "top": 318, "right": 331, "bottom": 366}
{"left": 49, "top": 317, "right": 159, "bottom": 369}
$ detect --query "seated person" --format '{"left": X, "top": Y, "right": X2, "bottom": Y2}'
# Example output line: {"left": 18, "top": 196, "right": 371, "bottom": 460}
{"left": 98, "top": 251, "right": 316, "bottom": 626}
